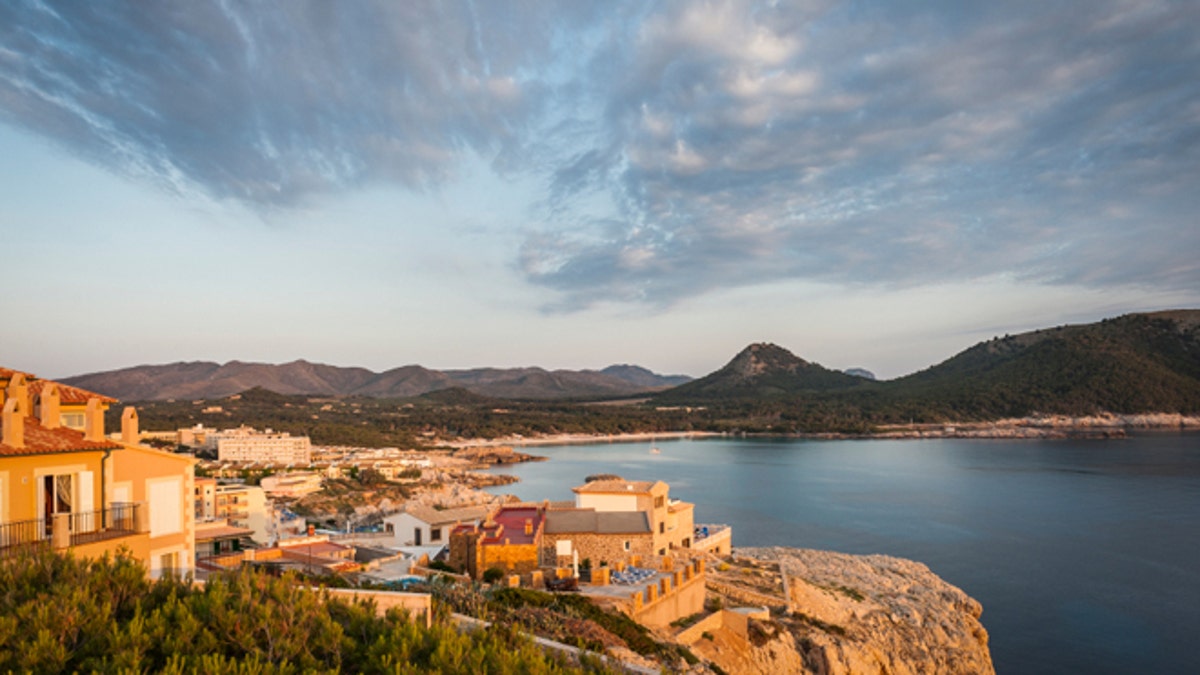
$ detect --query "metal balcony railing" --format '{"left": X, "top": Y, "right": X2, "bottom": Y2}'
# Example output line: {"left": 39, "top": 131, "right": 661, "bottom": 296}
{"left": 0, "top": 503, "right": 143, "bottom": 556}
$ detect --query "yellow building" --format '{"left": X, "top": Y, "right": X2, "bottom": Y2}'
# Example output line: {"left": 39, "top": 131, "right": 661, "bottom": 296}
{"left": 1, "top": 368, "right": 194, "bottom": 578}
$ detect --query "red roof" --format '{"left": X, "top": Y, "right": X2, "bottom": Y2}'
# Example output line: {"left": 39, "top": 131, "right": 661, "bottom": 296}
{"left": 0, "top": 417, "right": 121, "bottom": 457}
{"left": 0, "top": 367, "right": 32, "bottom": 380}
{"left": 481, "top": 506, "right": 543, "bottom": 546}
{"left": 28, "top": 379, "right": 117, "bottom": 404}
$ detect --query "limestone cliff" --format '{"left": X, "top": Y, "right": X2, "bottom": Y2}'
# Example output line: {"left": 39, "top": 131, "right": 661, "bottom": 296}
{"left": 689, "top": 547, "right": 993, "bottom": 675}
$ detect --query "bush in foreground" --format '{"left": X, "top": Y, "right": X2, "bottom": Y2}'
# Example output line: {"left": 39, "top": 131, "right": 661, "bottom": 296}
{"left": 0, "top": 548, "right": 608, "bottom": 673}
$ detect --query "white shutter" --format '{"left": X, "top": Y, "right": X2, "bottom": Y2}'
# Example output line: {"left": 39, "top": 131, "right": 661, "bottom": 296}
{"left": 149, "top": 478, "right": 183, "bottom": 537}
{"left": 77, "top": 471, "right": 96, "bottom": 532}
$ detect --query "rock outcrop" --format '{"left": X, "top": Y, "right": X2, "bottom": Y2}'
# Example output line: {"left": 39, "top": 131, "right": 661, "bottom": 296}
{"left": 694, "top": 547, "right": 993, "bottom": 675}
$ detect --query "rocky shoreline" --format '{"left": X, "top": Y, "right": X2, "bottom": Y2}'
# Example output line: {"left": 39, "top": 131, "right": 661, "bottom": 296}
{"left": 698, "top": 546, "right": 995, "bottom": 675}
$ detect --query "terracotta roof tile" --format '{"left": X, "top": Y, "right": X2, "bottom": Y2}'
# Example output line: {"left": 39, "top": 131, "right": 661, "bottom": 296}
{"left": 28, "top": 379, "right": 118, "bottom": 404}
{"left": 0, "top": 417, "right": 121, "bottom": 457}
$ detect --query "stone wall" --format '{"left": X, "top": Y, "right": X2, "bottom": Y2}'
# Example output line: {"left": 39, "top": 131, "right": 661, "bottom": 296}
{"left": 625, "top": 559, "right": 707, "bottom": 628}
{"left": 478, "top": 541, "right": 540, "bottom": 577}
{"left": 543, "top": 531, "right": 654, "bottom": 568}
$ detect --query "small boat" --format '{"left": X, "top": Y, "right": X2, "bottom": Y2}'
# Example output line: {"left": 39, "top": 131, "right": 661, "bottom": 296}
{"left": 649, "top": 446, "right": 661, "bottom": 454}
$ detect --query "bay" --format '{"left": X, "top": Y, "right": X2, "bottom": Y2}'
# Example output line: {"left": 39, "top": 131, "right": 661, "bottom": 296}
{"left": 485, "top": 432, "right": 1200, "bottom": 674}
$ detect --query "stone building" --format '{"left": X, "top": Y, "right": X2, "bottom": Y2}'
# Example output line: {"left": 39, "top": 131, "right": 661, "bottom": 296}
{"left": 448, "top": 504, "right": 545, "bottom": 579}
{"left": 542, "top": 508, "right": 654, "bottom": 568}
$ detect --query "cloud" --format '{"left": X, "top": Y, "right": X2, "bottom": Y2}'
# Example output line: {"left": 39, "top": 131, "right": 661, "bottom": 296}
{"left": 523, "top": 0, "right": 1200, "bottom": 307}
{"left": 1, "top": 0, "right": 1197, "bottom": 305}
{"left": 0, "top": 1, "right": 571, "bottom": 206}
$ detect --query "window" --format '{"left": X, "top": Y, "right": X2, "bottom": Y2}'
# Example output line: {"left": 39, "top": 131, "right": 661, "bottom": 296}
{"left": 659, "top": 522, "right": 665, "bottom": 534}
{"left": 623, "top": 540, "right": 631, "bottom": 551}
{"left": 430, "top": 527, "right": 442, "bottom": 542}
{"left": 654, "top": 496, "right": 665, "bottom": 508}
{"left": 61, "top": 413, "right": 85, "bottom": 429}
{"left": 385, "top": 523, "right": 394, "bottom": 534}
{"left": 158, "top": 552, "right": 180, "bottom": 580}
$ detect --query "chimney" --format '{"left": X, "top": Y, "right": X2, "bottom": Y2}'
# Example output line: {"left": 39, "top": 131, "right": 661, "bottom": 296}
{"left": 6, "top": 373, "right": 29, "bottom": 418}
{"left": 2, "top": 398, "right": 24, "bottom": 448}
{"left": 37, "top": 383, "right": 61, "bottom": 429}
{"left": 84, "top": 398, "right": 104, "bottom": 442}
{"left": 121, "top": 407, "right": 139, "bottom": 444}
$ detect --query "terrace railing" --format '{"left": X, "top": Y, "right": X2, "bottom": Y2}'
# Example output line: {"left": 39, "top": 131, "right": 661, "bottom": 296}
{"left": 0, "top": 503, "right": 144, "bottom": 556}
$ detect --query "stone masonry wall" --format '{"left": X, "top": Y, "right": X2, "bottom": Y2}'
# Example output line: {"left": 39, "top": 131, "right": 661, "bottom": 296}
{"left": 543, "top": 532, "right": 654, "bottom": 568}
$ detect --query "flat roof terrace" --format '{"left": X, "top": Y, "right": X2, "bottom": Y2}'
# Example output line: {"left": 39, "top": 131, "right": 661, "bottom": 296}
{"left": 482, "top": 506, "right": 542, "bottom": 546}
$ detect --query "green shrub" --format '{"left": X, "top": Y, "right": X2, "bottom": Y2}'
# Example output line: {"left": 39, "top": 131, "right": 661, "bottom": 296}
{"left": 0, "top": 548, "right": 590, "bottom": 673}
{"left": 482, "top": 567, "right": 506, "bottom": 584}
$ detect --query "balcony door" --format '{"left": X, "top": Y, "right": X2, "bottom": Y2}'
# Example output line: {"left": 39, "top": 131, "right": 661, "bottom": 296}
{"left": 39, "top": 471, "right": 95, "bottom": 537}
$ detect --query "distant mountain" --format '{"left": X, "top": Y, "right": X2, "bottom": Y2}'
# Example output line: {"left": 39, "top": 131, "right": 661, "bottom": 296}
{"left": 601, "top": 364, "right": 692, "bottom": 388}
{"left": 62, "top": 359, "right": 691, "bottom": 401}
{"left": 655, "top": 343, "right": 866, "bottom": 402}
{"left": 843, "top": 368, "right": 876, "bottom": 380}
{"left": 885, "top": 310, "right": 1200, "bottom": 416}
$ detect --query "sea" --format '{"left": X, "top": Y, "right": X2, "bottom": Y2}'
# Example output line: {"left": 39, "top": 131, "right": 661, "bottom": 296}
{"left": 485, "top": 432, "right": 1200, "bottom": 674}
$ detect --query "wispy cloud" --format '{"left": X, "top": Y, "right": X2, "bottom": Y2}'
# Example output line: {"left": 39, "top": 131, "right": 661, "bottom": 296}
{"left": 1, "top": 0, "right": 1196, "bottom": 306}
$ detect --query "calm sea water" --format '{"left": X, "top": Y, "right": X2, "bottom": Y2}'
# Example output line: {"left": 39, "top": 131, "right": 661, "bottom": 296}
{"left": 485, "top": 433, "right": 1200, "bottom": 674}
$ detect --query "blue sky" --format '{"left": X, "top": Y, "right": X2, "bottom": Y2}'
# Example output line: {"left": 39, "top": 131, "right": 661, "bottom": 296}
{"left": 2, "top": 1, "right": 1197, "bottom": 381}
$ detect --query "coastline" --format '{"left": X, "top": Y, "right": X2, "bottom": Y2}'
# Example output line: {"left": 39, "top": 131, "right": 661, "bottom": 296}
{"left": 439, "top": 413, "right": 1200, "bottom": 448}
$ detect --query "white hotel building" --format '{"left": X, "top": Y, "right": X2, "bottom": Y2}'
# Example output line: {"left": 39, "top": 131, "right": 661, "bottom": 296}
{"left": 208, "top": 427, "right": 312, "bottom": 464}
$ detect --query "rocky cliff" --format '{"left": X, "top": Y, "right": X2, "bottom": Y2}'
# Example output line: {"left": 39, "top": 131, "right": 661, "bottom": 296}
{"left": 693, "top": 547, "right": 993, "bottom": 675}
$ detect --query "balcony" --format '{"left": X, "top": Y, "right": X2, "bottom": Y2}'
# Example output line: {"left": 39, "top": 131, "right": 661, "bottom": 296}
{"left": 0, "top": 503, "right": 146, "bottom": 557}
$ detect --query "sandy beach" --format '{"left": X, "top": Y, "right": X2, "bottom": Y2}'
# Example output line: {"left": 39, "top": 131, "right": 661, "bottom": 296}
{"left": 441, "top": 430, "right": 725, "bottom": 448}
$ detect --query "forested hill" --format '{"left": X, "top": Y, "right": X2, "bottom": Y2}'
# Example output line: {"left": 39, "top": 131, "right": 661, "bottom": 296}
{"left": 654, "top": 310, "right": 1200, "bottom": 419}
{"left": 881, "top": 310, "right": 1200, "bottom": 417}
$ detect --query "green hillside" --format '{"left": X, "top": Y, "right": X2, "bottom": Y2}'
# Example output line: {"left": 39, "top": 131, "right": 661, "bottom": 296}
{"left": 884, "top": 310, "right": 1200, "bottom": 418}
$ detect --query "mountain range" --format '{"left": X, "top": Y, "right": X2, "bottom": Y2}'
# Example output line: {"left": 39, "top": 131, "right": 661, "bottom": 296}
{"left": 63, "top": 310, "right": 1200, "bottom": 417}
{"left": 61, "top": 361, "right": 692, "bottom": 401}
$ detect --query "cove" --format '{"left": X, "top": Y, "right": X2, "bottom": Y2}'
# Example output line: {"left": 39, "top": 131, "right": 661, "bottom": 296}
{"left": 486, "top": 432, "right": 1200, "bottom": 674}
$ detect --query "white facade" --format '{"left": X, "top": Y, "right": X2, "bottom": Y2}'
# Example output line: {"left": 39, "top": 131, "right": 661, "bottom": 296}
{"left": 214, "top": 483, "right": 268, "bottom": 543}
{"left": 212, "top": 427, "right": 312, "bottom": 464}
{"left": 381, "top": 504, "right": 489, "bottom": 548}
{"left": 576, "top": 492, "right": 639, "bottom": 512}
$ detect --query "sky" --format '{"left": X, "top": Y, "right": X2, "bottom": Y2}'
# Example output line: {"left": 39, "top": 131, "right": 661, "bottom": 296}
{"left": 1, "top": 1, "right": 1197, "bottom": 381}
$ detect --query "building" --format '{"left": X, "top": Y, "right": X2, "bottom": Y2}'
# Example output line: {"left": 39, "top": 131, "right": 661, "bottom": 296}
{"left": 194, "top": 476, "right": 217, "bottom": 520}
{"left": 448, "top": 504, "right": 546, "bottom": 579}
{"left": 213, "top": 483, "right": 268, "bottom": 544}
{"left": 382, "top": 503, "right": 490, "bottom": 548}
{"left": 542, "top": 508, "right": 655, "bottom": 568}
{"left": 28, "top": 377, "right": 118, "bottom": 432}
{"left": 208, "top": 427, "right": 312, "bottom": 464}
{"left": 1, "top": 369, "right": 195, "bottom": 578}
{"left": 571, "top": 478, "right": 695, "bottom": 556}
